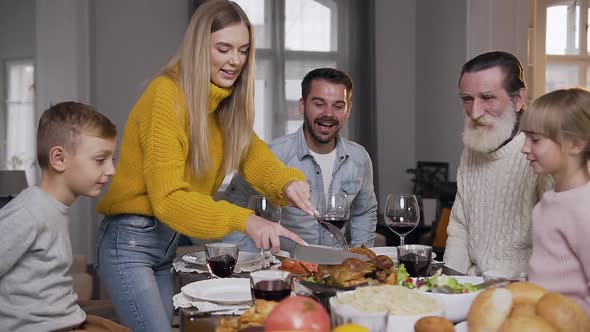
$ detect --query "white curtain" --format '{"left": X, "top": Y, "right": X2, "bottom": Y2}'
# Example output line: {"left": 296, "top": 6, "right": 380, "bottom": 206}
{"left": 5, "top": 60, "right": 36, "bottom": 185}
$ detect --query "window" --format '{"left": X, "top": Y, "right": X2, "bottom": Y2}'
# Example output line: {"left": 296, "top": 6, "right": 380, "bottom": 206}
{"left": 232, "top": 0, "right": 339, "bottom": 142}
{"left": 3, "top": 59, "right": 35, "bottom": 183}
{"left": 533, "top": 0, "right": 590, "bottom": 94}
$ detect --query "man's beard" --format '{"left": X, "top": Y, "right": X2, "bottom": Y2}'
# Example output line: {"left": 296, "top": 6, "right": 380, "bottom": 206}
{"left": 303, "top": 113, "right": 341, "bottom": 144}
{"left": 462, "top": 104, "right": 518, "bottom": 153}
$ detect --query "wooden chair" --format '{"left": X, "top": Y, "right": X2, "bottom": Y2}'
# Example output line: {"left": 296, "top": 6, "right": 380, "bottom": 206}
{"left": 432, "top": 207, "right": 452, "bottom": 249}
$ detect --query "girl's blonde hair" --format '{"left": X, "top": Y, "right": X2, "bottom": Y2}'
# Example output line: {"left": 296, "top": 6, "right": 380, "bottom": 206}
{"left": 521, "top": 87, "right": 590, "bottom": 162}
{"left": 161, "top": 0, "right": 255, "bottom": 177}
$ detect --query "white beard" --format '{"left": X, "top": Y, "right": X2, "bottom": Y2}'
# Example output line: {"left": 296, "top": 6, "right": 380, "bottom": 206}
{"left": 462, "top": 104, "right": 518, "bottom": 153}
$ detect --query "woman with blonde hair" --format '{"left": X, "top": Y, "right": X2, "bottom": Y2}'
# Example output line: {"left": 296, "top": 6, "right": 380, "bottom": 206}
{"left": 95, "top": 1, "right": 313, "bottom": 330}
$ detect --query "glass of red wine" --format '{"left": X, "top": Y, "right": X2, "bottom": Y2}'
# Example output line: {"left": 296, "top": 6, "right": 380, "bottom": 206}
{"left": 247, "top": 195, "right": 281, "bottom": 268}
{"left": 396, "top": 244, "right": 432, "bottom": 277}
{"left": 249, "top": 270, "right": 293, "bottom": 302}
{"left": 384, "top": 194, "right": 420, "bottom": 246}
{"left": 316, "top": 192, "right": 350, "bottom": 250}
{"left": 205, "top": 243, "right": 239, "bottom": 278}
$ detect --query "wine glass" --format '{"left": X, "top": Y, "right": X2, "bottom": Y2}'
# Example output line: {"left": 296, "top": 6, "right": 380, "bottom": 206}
{"left": 205, "top": 243, "right": 239, "bottom": 278}
{"left": 247, "top": 195, "right": 281, "bottom": 268}
{"left": 316, "top": 192, "right": 350, "bottom": 250}
{"left": 384, "top": 194, "right": 420, "bottom": 246}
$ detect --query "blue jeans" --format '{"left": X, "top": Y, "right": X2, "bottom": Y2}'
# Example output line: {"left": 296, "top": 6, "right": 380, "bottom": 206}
{"left": 95, "top": 214, "right": 179, "bottom": 332}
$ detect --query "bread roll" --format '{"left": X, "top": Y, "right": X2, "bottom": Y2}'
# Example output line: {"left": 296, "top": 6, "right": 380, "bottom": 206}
{"left": 498, "top": 316, "right": 557, "bottom": 332}
{"left": 506, "top": 282, "right": 546, "bottom": 306}
{"left": 509, "top": 304, "right": 537, "bottom": 318}
{"left": 468, "top": 288, "right": 513, "bottom": 332}
{"left": 536, "top": 292, "right": 590, "bottom": 332}
{"left": 414, "top": 316, "right": 455, "bottom": 332}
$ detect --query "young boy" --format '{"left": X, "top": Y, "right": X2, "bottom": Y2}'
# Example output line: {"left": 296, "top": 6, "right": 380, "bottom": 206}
{"left": 0, "top": 102, "right": 128, "bottom": 331}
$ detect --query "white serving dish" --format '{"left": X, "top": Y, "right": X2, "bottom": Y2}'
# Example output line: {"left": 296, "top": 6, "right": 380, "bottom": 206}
{"left": 419, "top": 276, "right": 483, "bottom": 322}
{"left": 330, "top": 288, "right": 444, "bottom": 332}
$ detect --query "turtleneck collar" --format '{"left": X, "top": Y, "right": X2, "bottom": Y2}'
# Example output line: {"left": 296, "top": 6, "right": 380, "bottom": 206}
{"left": 209, "top": 83, "right": 232, "bottom": 114}
{"left": 486, "top": 131, "right": 525, "bottom": 160}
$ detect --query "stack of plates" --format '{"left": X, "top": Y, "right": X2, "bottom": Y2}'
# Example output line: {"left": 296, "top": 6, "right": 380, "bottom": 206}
{"left": 182, "top": 251, "right": 262, "bottom": 269}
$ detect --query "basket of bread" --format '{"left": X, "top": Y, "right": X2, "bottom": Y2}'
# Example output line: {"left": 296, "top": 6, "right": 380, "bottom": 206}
{"left": 466, "top": 281, "right": 590, "bottom": 332}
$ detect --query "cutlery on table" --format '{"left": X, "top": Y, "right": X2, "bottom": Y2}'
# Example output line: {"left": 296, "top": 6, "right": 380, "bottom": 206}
{"left": 313, "top": 213, "right": 350, "bottom": 251}
{"left": 431, "top": 278, "right": 509, "bottom": 294}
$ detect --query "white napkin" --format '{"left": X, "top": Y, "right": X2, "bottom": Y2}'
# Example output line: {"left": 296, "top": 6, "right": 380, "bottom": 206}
{"left": 173, "top": 252, "right": 281, "bottom": 274}
{"left": 172, "top": 260, "right": 264, "bottom": 274}
{"left": 173, "top": 292, "right": 250, "bottom": 315}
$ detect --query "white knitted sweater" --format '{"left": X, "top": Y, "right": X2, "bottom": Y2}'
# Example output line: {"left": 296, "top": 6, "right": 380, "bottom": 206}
{"left": 444, "top": 133, "right": 545, "bottom": 275}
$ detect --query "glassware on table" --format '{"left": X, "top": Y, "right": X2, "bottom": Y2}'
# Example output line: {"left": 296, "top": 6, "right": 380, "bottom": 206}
{"left": 249, "top": 270, "right": 293, "bottom": 302}
{"left": 205, "top": 243, "right": 239, "bottom": 278}
{"left": 384, "top": 194, "right": 420, "bottom": 246}
{"left": 483, "top": 270, "right": 528, "bottom": 283}
{"left": 247, "top": 195, "right": 281, "bottom": 268}
{"left": 315, "top": 192, "right": 350, "bottom": 251}
{"left": 329, "top": 297, "right": 389, "bottom": 332}
{"left": 396, "top": 244, "right": 432, "bottom": 277}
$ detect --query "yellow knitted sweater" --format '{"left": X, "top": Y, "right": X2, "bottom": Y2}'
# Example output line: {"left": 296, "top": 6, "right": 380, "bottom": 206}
{"left": 97, "top": 75, "right": 305, "bottom": 238}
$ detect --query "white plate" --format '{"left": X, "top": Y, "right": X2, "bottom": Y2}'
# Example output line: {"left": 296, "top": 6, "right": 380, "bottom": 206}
{"left": 181, "top": 278, "right": 252, "bottom": 304}
{"left": 182, "top": 251, "right": 261, "bottom": 267}
{"left": 370, "top": 246, "right": 437, "bottom": 260}
{"left": 455, "top": 321, "right": 468, "bottom": 332}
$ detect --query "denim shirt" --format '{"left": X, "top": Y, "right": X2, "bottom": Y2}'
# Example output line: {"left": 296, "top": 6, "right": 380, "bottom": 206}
{"left": 221, "top": 126, "right": 378, "bottom": 253}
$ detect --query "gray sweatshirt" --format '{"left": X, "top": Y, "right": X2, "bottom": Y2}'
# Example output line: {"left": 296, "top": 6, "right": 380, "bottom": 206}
{"left": 0, "top": 186, "right": 85, "bottom": 332}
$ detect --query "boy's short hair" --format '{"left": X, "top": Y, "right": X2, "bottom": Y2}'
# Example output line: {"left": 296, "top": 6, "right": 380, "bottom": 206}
{"left": 37, "top": 102, "right": 117, "bottom": 169}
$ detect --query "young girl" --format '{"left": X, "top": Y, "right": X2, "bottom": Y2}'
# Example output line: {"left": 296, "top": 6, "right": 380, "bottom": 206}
{"left": 95, "top": 1, "right": 313, "bottom": 330}
{"left": 521, "top": 87, "right": 590, "bottom": 315}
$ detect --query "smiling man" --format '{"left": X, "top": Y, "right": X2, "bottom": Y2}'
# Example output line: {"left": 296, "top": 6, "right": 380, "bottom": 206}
{"left": 222, "top": 68, "right": 378, "bottom": 252}
{"left": 444, "top": 51, "right": 549, "bottom": 276}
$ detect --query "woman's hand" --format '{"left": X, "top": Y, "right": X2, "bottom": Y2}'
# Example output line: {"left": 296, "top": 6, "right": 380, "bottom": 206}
{"left": 244, "top": 214, "right": 307, "bottom": 253}
{"left": 283, "top": 180, "right": 317, "bottom": 216}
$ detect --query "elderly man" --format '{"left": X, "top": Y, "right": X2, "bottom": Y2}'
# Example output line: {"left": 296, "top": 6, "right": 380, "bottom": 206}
{"left": 222, "top": 68, "right": 378, "bottom": 252}
{"left": 444, "top": 51, "right": 548, "bottom": 276}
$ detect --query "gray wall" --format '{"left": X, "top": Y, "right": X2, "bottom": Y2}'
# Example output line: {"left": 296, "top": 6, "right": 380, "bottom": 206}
{"left": 374, "top": 0, "right": 417, "bottom": 207}
{"left": 415, "top": 0, "right": 467, "bottom": 180}
{"left": 0, "top": 0, "right": 35, "bottom": 167}
{"left": 84, "top": 0, "right": 189, "bottom": 258}
{"left": 92, "top": 0, "right": 189, "bottom": 142}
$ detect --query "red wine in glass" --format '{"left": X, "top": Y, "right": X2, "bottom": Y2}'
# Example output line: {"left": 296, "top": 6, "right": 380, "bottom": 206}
{"left": 251, "top": 280, "right": 291, "bottom": 301}
{"left": 321, "top": 216, "right": 349, "bottom": 229}
{"left": 386, "top": 219, "right": 417, "bottom": 236}
{"left": 384, "top": 194, "right": 420, "bottom": 246}
{"left": 207, "top": 254, "right": 237, "bottom": 278}
{"left": 399, "top": 253, "right": 431, "bottom": 277}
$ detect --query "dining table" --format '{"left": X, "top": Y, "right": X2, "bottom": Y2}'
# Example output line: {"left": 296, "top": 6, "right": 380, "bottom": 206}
{"left": 174, "top": 258, "right": 464, "bottom": 332}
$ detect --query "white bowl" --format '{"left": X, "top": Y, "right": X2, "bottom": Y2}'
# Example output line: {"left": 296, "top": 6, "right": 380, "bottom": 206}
{"left": 330, "top": 288, "right": 444, "bottom": 332}
{"left": 420, "top": 276, "right": 484, "bottom": 322}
